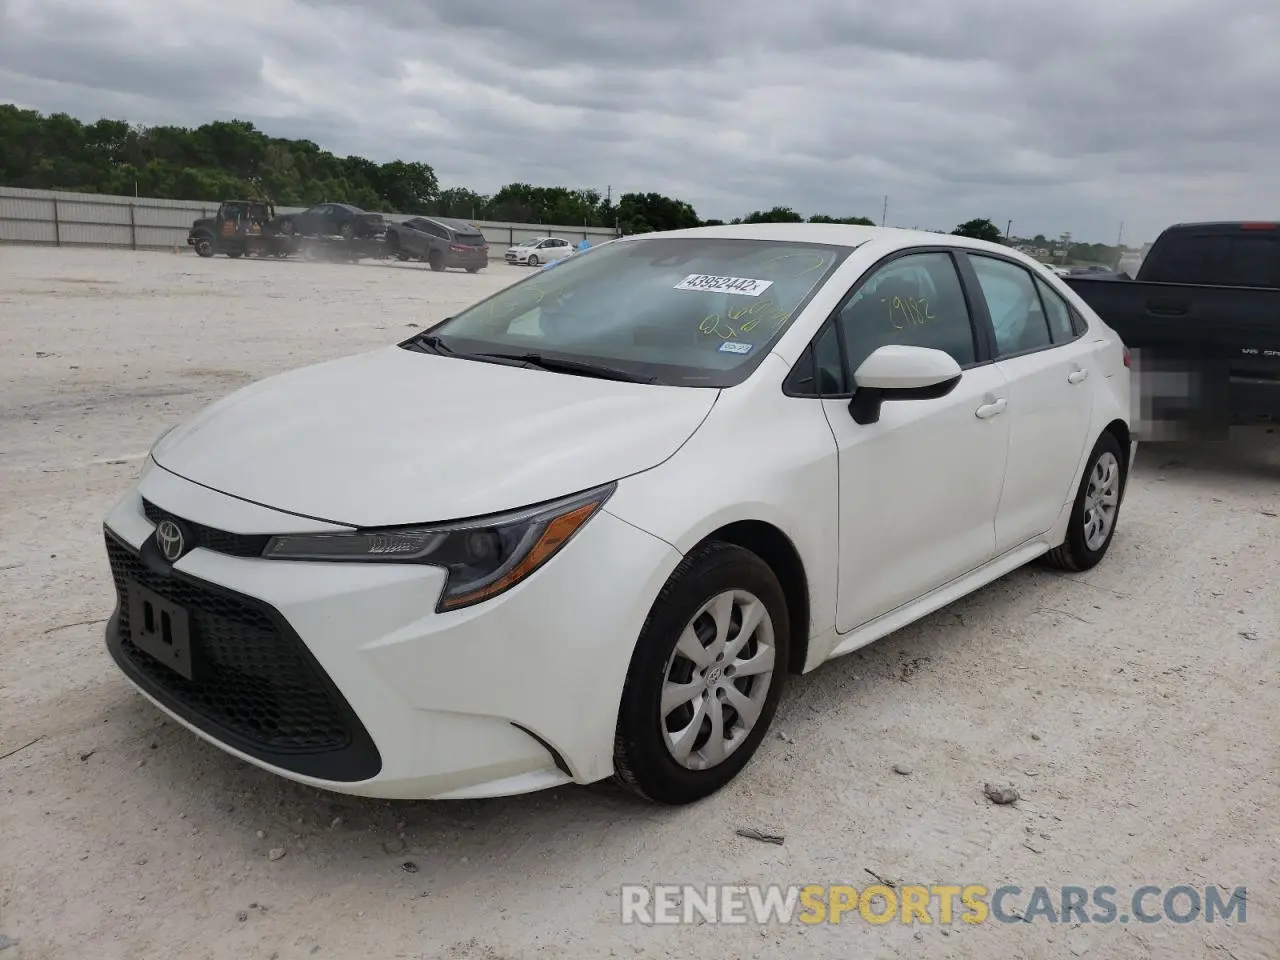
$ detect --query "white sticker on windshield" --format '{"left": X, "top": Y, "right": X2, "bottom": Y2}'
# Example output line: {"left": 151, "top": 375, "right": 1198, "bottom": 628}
{"left": 719, "top": 340, "right": 753, "bottom": 354}
{"left": 674, "top": 274, "right": 774, "bottom": 297}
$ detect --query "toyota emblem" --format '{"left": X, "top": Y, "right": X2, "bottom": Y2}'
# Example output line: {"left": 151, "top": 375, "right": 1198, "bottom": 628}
{"left": 155, "top": 519, "right": 186, "bottom": 562}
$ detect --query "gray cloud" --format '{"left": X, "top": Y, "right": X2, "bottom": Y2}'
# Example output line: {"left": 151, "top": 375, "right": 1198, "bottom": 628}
{"left": 2, "top": 0, "right": 1278, "bottom": 243}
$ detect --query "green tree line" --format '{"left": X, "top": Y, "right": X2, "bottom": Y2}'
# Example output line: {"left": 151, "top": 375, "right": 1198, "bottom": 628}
{"left": 0, "top": 106, "right": 885, "bottom": 233}
{"left": 0, "top": 104, "right": 1119, "bottom": 260}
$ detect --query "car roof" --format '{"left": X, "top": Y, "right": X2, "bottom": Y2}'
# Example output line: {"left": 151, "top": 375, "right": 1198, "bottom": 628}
{"left": 424, "top": 215, "right": 483, "bottom": 233}
{"left": 621, "top": 222, "right": 1055, "bottom": 265}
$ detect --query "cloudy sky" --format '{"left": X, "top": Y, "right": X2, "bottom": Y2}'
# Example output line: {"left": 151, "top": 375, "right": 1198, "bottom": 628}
{"left": 2, "top": 0, "right": 1278, "bottom": 244}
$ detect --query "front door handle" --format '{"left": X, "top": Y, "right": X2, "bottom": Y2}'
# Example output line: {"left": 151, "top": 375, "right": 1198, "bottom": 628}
{"left": 975, "top": 398, "right": 1008, "bottom": 419}
{"left": 1067, "top": 369, "right": 1089, "bottom": 384}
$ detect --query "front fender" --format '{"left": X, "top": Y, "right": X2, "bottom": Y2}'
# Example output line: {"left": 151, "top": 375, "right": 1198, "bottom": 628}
{"left": 606, "top": 356, "right": 841, "bottom": 651}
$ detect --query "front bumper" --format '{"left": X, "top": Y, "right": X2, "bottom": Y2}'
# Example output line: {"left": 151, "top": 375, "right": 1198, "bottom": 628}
{"left": 102, "top": 464, "right": 679, "bottom": 799}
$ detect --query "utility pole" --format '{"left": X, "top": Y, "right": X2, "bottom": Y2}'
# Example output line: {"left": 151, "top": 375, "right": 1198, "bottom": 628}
{"left": 1116, "top": 220, "right": 1124, "bottom": 247}
{"left": 881, "top": 195, "right": 888, "bottom": 227}
{"left": 1006, "top": 219, "right": 1012, "bottom": 239}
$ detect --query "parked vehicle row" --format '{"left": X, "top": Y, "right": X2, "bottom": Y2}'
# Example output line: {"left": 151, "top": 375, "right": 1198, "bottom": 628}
{"left": 189, "top": 201, "right": 603, "bottom": 273}
{"left": 105, "top": 222, "right": 1134, "bottom": 807}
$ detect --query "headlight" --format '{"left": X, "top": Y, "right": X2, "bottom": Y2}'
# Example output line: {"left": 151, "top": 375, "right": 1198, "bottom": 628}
{"left": 261, "top": 483, "right": 616, "bottom": 612}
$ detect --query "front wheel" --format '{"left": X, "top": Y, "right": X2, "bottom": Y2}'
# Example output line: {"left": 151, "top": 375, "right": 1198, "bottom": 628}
{"left": 193, "top": 236, "right": 214, "bottom": 258}
{"left": 224, "top": 249, "right": 243, "bottom": 259}
{"left": 527, "top": 254, "right": 539, "bottom": 267}
{"left": 1041, "top": 432, "right": 1125, "bottom": 571}
{"left": 613, "top": 542, "right": 789, "bottom": 805}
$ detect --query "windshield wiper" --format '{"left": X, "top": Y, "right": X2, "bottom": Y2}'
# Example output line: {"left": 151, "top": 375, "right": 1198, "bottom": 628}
{"left": 405, "top": 332, "right": 454, "bottom": 355}
{"left": 468, "top": 351, "right": 657, "bottom": 384}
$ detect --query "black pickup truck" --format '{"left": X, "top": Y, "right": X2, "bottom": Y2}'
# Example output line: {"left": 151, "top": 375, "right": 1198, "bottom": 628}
{"left": 1064, "top": 221, "right": 1280, "bottom": 437}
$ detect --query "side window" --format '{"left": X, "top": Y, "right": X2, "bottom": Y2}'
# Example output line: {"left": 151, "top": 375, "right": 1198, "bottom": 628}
{"left": 1033, "top": 276, "right": 1077, "bottom": 343}
{"left": 785, "top": 321, "right": 846, "bottom": 397}
{"left": 1141, "top": 234, "right": 1228, "bottom": 285}
{"left": 1069, "top": 307, "right": 1088, "bottom": 336}
{"left": 969, "top": 255, "right": 1053, "bottom": 356}
{"left": 835, "top": 251, "right": 976, "bottom": 375}
{"left": 812, "top": 321, "right": 845, "bottom": 395}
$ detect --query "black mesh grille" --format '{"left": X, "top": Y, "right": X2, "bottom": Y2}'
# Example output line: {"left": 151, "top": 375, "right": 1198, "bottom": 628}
{"left": 104, "top": 530, "right": 381, "bottom": 781}
{"left": 142, "top": 498, "right": 271, "bottom": 558}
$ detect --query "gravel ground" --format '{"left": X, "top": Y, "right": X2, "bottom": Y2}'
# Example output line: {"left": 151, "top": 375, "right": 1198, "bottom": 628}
{"left": 1, "top": 246, "right": 1277, "bottom": 960}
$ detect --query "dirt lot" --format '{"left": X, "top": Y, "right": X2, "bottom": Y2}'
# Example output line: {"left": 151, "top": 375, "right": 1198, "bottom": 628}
{"left": 0, "top": 246, "right": 1277, "bottom": 960}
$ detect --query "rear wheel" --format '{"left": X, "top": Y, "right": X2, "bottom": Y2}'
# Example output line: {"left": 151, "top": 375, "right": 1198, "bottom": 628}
{"left": 339, "top": 222, "right": 354, "bottom": 240}
{"left": 613, "top": 542, "right": 789, "bottom": 805}
{"left": 467, "top": 266, "right": 482, "bottom": 274}
{"left": 225, "top": 249, "right": 243, "bottom": 259}
{"left": 1042, "top": 432, "right": 1125, "bottom": 572}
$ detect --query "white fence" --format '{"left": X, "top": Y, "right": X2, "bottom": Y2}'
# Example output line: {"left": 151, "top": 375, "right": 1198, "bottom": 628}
{"left": 0, "top": 186, "right": 620, "bottom": 258}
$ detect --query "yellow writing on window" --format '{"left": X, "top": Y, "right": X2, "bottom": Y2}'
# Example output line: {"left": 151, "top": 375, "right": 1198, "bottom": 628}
{"left": 762, "top": 252, "right": 832, "bottom": 279}
{"left": 888, "top": 296, "right": 936, "bottom": 329}
{"left": 699, "top": 299, "right": 793, "bottom": 339}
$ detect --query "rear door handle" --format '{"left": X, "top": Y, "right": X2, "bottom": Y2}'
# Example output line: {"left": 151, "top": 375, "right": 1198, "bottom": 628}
{"left": 1067, "top": 370, "right": 1089, "bottom": 384}
{"left": 975, "top": 398, "right": 1007, "bottom": 419}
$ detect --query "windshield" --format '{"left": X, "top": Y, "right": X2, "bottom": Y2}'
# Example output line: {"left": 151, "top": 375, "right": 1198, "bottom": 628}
{"left": 425, "top": 236, "right": 852, "bottom": 387}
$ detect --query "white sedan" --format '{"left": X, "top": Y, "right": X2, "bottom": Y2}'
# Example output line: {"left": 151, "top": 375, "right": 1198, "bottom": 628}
{"left": 505, "top": 236, "right": 575, "bottom": 266}
{"left": 102, "top": 224, "right": 1134, "bottom": 805}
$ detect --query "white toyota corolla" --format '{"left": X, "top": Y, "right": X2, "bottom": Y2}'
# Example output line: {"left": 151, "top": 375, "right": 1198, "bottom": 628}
{"left": 103, "top": 224, "right": 1134, "bottom": 805}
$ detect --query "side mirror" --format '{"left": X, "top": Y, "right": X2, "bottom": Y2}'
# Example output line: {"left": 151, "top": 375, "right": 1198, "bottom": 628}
{"left": 848, "top": 345, "right": 963, "bottom": 425}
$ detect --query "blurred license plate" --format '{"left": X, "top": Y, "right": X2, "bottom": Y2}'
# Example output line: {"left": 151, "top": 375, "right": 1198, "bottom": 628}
{"left": 127, "top": 582, "right": 194, "bottom": 680}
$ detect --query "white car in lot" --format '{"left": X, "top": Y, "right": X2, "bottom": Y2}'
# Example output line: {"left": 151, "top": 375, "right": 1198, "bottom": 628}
{"left": 505, "top": 236, "right": 575, "bottom": 266}
{"left": 103, "top": 224, "right": 1134, "bottom": 805}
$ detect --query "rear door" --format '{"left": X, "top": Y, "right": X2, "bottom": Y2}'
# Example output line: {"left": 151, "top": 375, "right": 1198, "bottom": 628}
{"left": 960, "top": 253, "right": 1097, "bottom": 553}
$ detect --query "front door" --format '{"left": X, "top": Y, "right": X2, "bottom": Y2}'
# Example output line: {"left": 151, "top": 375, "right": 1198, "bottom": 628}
{"left": 822, "top": 250, "right": 1012, "bottom": 633}
{"left": 963, "top": 254, "right": 1097, "bottom": 553}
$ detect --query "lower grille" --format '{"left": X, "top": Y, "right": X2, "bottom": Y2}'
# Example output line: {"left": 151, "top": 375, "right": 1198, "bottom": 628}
{"left": 103, "top": 529, "right": 381, "bottom": 781}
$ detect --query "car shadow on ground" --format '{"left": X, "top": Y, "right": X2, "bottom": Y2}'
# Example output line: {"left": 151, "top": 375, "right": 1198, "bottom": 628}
{"left": 1132, "top": 425, "right": 1280, "bottom": 485}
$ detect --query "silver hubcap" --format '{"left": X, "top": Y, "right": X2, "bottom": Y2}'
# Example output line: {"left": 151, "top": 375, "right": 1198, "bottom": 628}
{"left": 660, "top": 590, "right": 776, "bottom": 771}
{"left": 1082, "top": 451, "right": 1120, "bottom": 551}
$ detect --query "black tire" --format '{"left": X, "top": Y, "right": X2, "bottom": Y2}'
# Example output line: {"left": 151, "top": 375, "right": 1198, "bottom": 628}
{"left": 613, "top": 542, "right": 790, "bottom": 805}
{"left": 527, "top": 254, "right": 540, "bottom": 267}
{"left": 467, "top": 266, "right": 482, "bottom": 274}
{"left": 428, "top": 251, "right": 445, "bottom": 272}
{"left": 225, "top": 249, "right": 243, "bottom": 259}
{"left": 1042, "top": 431, "right": 1125, "bottom": 572}
{"left": 193, "top": 236, "right": 214, "bottom": 258}
{"left": 339, "top": 222, "right": 354, "bottom": 239}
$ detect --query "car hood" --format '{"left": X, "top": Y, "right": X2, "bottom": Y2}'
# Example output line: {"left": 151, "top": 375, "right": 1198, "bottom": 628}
{"left": 151, "top": 346, "right": 717, "bottom": 528}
